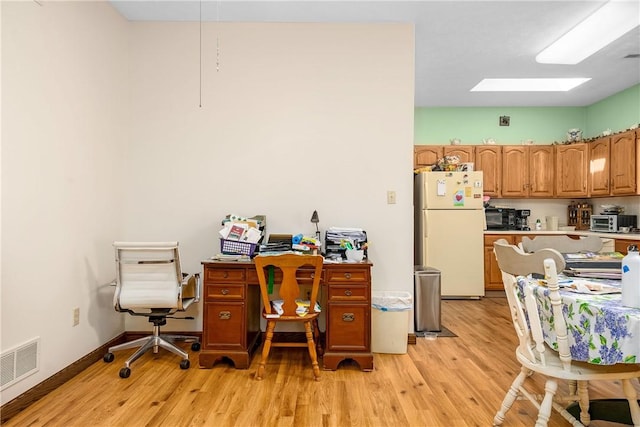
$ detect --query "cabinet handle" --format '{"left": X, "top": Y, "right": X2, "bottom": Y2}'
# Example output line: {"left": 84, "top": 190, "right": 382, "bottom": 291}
{"left": 344, "top": 273, "right": 352, "bottom": 279}
{"left": 218, "top": 311, "right": 231, "bottom": 320}
{"left": 344, "top": 289, "right": 352, "bottom": 296}
{"left": 310, "top": 273, "right": 315, "bottom": 279}
{"left": 223, "top": 272, "right": 229, "bottom": 279}
{"left": 221, "top": 289, "right": 229, "bottom": 295}
{"left": 342, "top": 313, "right": 355, "bottom": 322}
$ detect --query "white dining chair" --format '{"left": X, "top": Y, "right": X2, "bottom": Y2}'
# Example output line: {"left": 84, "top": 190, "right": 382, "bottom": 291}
{"left": 519, "top": 235, "right": 603, "bottom": 253}
{"left": 492, "top": 239, "right": 640, "bottom": 426}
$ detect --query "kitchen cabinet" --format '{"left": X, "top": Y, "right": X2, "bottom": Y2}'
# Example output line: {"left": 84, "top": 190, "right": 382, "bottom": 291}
{"left": 589, "top": 137, "right": 610, "bottom": 196}
{"left": 443, "top": 146, "right": 474, "bottom": 163}
{"left": 484, "top": 234, "right": 514, "bottom": 291}
{"left": 589, "top": 130, "right": 638, "bottom": 196}
{"left": 475, "top": 146, "right": 501, "bottom": 196}
{"left": 414, "top": 146, "right": 442, "bottom": 168}
{"left": 556, "top": 144, "right": 589, "bottom": 197}
{"left": 610, "top": 130, "right": 637, "bottom": 195}
{"left": 615, "top": 239, "right": 638, "bottom": 255}
{"left": 501, "top": 146, "right": 554, "bottom": 198}
{"left": 414, "top": 145, "right": 474, "bottom": 168}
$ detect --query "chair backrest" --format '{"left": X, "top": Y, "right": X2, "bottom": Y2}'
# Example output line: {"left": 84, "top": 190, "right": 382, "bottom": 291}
{"left": 254, "top": 253, "right": 323, "bottom": 317}
{"left": 113, "top": 242, "right": 183, "bottom": 313}
{"left": 520, "top": 235, "right": 603, "bottom": 253}
{"left": 493, "top": 239, "right": 572, "bottom": 370}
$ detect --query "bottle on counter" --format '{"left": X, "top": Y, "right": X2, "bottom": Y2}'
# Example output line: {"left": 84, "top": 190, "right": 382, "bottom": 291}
{"left": 622, "top": 245, "right": 640, "bottom": 309}
{"left": 535, "top": 219, "right": 542, "bottom": 231}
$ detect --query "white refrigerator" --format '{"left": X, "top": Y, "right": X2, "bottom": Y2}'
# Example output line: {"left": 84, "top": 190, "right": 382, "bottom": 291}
{"left": 414, "top": 171, "right": 485, "bottom": 298}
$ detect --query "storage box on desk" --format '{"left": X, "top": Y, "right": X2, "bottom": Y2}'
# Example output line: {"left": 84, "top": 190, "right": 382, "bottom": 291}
{"left": 220, "top": 238, "right": 258, "bottom": 257}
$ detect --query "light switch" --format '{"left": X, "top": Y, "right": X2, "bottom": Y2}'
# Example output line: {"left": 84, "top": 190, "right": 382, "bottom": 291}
{"left": 387, "top": 190, "right": 396, "bottom": 204}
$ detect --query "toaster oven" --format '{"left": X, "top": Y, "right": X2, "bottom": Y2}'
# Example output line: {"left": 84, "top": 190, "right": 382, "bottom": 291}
{"left": 590, "top": 214, "right": 637, "bottom": 232}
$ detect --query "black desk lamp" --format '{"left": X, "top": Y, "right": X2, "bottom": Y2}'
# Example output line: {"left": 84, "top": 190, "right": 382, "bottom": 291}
{"left": 310, "top": 210, "right": 320, "bottom": 240}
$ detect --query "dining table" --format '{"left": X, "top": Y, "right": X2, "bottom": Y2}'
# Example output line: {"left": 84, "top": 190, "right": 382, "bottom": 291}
{"left": 518, "top": 275, "right": 640, "bottom": 424}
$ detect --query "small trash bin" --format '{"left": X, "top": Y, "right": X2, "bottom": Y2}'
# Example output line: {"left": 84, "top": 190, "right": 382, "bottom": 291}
{"left": 371, "top": 291, "right": 412, "bottom": 354}
{"left": 414, "top": 266, "right": 441, "bottom": 333}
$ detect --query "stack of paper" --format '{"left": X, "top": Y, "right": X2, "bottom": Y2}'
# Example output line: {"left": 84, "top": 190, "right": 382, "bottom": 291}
{"left": 563, "top": 252, "right": 623, "bottom": 280}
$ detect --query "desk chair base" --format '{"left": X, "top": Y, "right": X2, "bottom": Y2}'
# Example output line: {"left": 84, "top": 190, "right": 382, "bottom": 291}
{"left": 104, "top": 318, "right": 200, "bottom": 378}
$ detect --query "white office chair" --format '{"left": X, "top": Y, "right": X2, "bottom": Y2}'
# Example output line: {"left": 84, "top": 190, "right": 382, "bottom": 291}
{"left": 103, "top": 242, "right": 201, "bottom": 378}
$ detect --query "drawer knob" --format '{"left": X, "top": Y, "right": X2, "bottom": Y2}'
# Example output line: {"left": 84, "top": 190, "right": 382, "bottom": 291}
{"left": 344, "top": 273, "right": 352, "bottom": 279}
{"left": 310, "top": 273, "right": 315, "bottom": 279}
{"left": 218, "top": 311, "right": 231, "bottom": 320}
{"left": 342, "top": 313, "right": 355, "bottom": 322}
{"left": 221, "top": 289, "right": 229, "bottom": 295}
{"left": 344, "top": 289, "right": 352, "bottom": 296}
{"left": 223, "top": 272, "right": 229, "bottom": 278}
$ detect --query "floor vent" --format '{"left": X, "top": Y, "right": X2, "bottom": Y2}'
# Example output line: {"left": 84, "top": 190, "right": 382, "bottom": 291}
{"left": 1, "top": 338, "right": 40, "bottom": 390}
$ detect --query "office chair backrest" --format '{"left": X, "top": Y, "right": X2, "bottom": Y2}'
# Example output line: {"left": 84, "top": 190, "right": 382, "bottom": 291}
{"left": 114, "top": 241, "right": 182, "bottom": 311}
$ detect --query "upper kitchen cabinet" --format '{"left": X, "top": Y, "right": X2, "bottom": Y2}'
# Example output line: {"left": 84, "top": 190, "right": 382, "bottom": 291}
{"left": 475, "top": 146, "right": 501, "bottom": 196}
{"left": 588, "top": 129, "right": 638, "bottom": 197}
{"left": 414, "top": 146, "right": 442, "bottom": 168}
{"left": 610, "top": 130, "right": 638, "bottom": 195}
{"left": 556, "top": 144, "right": 588, "bottom": 197}
{"left": 501, "top": 146, "right": 554, "bottom": 198}
{"left": 443, "top": 146, "right": 474, "bottom": 163}
{"left": 414, "top": 145, "right": 474, "bottom": 169}
{"left": 589, "top": 137, "right": 611, "bottom": 196}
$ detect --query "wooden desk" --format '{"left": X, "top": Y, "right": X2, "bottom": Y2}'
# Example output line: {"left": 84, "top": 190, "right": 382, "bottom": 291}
{"left": 199, "top": 259, "right": 374, "bottom": 371}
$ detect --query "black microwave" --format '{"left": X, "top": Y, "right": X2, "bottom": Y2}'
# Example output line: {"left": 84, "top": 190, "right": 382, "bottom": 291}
{"left": 485, "top": 207, "right": 516, "bottom": 230}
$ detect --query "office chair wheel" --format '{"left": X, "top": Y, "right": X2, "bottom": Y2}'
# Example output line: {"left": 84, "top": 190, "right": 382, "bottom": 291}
{"left": 180, "top": 359, "right": 190, "bottom": 370}
{"left": 119, "top": 367, "right": 131, "bottom": 378}
{"left": 103, "top": 353, "right": 114, "bottom": 363}
{"left": 191, "top": 342, "right": 201, "bottom": 351}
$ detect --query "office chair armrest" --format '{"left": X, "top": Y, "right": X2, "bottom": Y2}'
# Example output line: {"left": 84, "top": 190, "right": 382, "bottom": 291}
{"left": 180, "top": 273, "right": 201, "bottom": 304}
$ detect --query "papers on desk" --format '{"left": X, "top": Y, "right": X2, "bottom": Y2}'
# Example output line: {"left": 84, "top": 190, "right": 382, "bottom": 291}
{"left": 563, "top": 251, "right": 623, "bottom": 280}
{"left": 565, "top": 280, "right": 621, "bottom": 295}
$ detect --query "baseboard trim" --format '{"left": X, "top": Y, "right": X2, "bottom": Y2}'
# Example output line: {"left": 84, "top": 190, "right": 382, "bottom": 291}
{"left": 0, "top": 331, "right": 203, "bottom": 424}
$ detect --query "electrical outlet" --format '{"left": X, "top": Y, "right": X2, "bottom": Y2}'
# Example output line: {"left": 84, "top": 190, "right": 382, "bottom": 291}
{"left": 73, "top": 307, "right": 80, "bottom": 326}
{"left": 387, "top": 190, "right": 396, "bottom": 204}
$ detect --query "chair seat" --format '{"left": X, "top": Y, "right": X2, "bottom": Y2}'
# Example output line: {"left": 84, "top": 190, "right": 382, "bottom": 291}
{"left": 262, "top": 310, "right": 320, "bottom": 322}
{"left": 517, "top": 346, "right": 640, "bottom": 380}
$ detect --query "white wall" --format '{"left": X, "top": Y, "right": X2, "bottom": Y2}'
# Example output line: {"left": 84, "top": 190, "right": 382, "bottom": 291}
{"left": 1, "top": 1, "right": 129, "bottom": 404}
{"left": 122, "top": 22, "right": 415, "bottom": 331}
{"left": 1, "top": 3, "right": 415, "bottom": 403}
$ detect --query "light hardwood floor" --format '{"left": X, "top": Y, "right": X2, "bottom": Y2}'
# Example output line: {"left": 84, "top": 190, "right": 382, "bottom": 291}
{"left": 4, "top": 297, "right": 637, "bottom": 426}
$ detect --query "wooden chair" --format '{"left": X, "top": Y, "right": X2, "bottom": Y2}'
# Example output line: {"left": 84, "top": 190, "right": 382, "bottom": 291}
{"left": 492, "top": 239, "right": 640, "bottom": 426}
{"left": 254, "top": 253, "right": 324, "bottom": 381}
{"left": 520, "top": 235, "right": 603, "bottom": 253}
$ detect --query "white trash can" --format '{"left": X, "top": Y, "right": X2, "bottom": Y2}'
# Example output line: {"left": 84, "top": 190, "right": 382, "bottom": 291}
{"left": 371, "top": 291, "right": 412, "bottom": 354}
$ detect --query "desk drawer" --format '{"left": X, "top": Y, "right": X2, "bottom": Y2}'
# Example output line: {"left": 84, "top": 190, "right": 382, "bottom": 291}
{"left": 327, "top": 285, "right": 368, "bottom": 302}
{"left": 205, "top": 283, "right": 245, "bottom": 300}
{"left": 205, "top": 267, "right": 245, "bottom": 283}
{"left": 247, "top": 267, "right": 321, "bottom": 284}
{"left": 325, "top": 268, "right": 369, "bottom": 283}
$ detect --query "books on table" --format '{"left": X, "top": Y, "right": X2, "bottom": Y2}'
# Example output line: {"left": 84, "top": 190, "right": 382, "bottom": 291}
{"left": 563, "top": 252, "right": 623, "bottom": 280}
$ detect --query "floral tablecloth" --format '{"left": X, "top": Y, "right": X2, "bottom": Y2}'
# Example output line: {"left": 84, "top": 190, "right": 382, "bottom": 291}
{"left": 518, "top": 277, "right": 640, "bottom": 365}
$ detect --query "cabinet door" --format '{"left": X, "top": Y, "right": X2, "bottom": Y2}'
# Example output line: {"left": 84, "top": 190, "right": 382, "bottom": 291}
{"left": 589, "top": 137, "right": 611, "bottom": 196}
{"left": 502, "top": 146, "right": 528, "bottom": 197}
{"left": 203, "top": 301, "right": 246, "bottom": 350}
{"left": 414, "top": 146, "right": 443, "bottom": 168}
{"left": 484, "top": 235, "right": 515, "bottom": 291}
{"left": 615, "top": 239, "right": 638, "bottom": 255}
{"left": 610, "top": 130, "right": 637, "bottom": 195}
{"left": 326, "top": 303, "right": 369, "bottom": 352}
{"left": 529, "top": 146, "right": 554, "bottom": 197}
{"left": 475, "top": 146, "right": 502, "bottom": 196}
{"left": 555, "top": 144, "right": 588, "bottom": 197}
{"left": 443, "top": 146, "right": 474, "bottom": 163}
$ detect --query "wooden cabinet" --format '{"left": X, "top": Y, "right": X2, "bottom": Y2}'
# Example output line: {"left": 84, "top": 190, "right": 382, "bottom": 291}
{"left": 615, "top": 239, "right": 639, "bottom": 255}
{"left": 475, "top": 146, "right": 502, "bottom": 196}
{"left": 501, "top": 146, "right": 554, "bottom": 197}
{"left": 556, "top": 144, "right": 589, "bottom": 197}
{"left": 484, "top": 234, "right": 515, "bottom": 291}
{"left": 414, "top": 146, "right": 442, "bottom": 168}
{"left": 414, "top": 145, "right": 474, "bottom": 168}
{"left": 610, "top": 130, "right": 637, "bottom": 195}
{"left": 589, "top": 137, "right": 611, "bottom": 196}
{"left": 200, "top": 260, "right": 373, "bottom": 372}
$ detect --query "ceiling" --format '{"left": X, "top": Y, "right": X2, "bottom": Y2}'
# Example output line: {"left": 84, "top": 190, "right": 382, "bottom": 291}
{"left": 109, "top": 0, "right": 640, "bottom": 108}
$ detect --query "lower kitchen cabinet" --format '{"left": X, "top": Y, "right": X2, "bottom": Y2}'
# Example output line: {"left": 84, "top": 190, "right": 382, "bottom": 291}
{"left": 616, "top": 239, "right": 638, "bottom": 254}
{"left": 484, "top": 234, "right": 515, "bottom": 291}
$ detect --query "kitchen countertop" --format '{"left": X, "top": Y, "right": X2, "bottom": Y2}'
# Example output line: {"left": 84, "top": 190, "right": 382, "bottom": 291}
{"left": 485, "top": 230, "right": 640, "bottom": 241}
